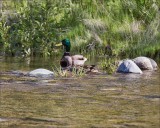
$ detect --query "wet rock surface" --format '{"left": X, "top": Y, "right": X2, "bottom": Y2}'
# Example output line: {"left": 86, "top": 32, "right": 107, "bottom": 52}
{"left": 28, "top": 68, "right": 54, "bottom": 77}
{"left": 117, "top": 59, "right": 143, "bottom": 74}
{"left": 133, "top": 56, "right": 154, "bottom": 70}
{"left": 117, "top": 56, "right": 158, "bottom": 74}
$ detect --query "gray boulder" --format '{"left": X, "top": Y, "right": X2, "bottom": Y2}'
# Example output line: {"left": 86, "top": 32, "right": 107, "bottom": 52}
{"left": 133, "top": 56, "right": 153, "bottom": 70}
{"left": 148, "top": 58, "right": 158, "bottom": 70}
{"left": 28, "top": 68, "right": 54, "bottom": 77}
{"left": 117, "top": 59, "right": 142, "bottom": 74}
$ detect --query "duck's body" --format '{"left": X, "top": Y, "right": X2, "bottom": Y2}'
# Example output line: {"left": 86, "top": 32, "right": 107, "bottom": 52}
{"left": 72, "top": 55, "right": 87, "bottom": 66}
{"left": 60, "top": 39, "right": 87, "bottom": 68}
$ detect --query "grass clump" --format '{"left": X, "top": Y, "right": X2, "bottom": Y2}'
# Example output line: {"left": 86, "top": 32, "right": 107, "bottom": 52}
{"left": 52, "top": 66, "right": 86, "bottom": 78}
{"left": 99, "top": 57, "right": 120, "bottom": 74}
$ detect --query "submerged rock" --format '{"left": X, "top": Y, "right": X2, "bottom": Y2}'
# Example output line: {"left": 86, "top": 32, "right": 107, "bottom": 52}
{"left": 133, "top": 56, "right": 154, "bottom": 70}
{"left": 28, "top": 68, "right": 54, "bottom": 77}
{"left": 117, "top": 59, "right": 142, "bottom": 74}
{"left": 0, "top": 118, "right": 8, "bottom": 122}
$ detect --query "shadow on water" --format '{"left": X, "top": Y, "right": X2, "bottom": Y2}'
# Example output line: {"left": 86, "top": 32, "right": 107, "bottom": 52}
{"left": 0, "top": 56, "right": 160, "bottom": 128}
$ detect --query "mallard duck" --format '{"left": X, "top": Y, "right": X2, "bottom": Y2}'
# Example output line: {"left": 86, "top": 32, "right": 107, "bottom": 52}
{"left": 59, "top": 39, "right": 87, "bottom": 68}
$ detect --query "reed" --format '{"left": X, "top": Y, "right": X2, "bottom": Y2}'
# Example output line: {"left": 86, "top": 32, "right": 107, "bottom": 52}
{"left": 52, "top": 66, "right": 86, "bottom": 77}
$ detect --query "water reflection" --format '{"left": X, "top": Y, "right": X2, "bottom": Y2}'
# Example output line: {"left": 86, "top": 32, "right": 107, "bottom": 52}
{"left": 0, "top": 56, "right": 60, "bottom": 71}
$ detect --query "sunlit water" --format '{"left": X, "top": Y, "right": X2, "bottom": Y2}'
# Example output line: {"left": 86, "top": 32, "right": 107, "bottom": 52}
{"left": 0, "top": 57, "right": 160, "bottom": 128}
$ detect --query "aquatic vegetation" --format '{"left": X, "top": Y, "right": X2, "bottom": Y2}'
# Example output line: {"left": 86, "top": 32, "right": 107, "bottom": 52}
{"left": 99, "top": 57, "right": 120, "bottom": 74}
{"left": 52, "top": 66, "right": 86, "bottom": 78}
{"left": 52, "top": 66, "right": 67, "bottom": 77}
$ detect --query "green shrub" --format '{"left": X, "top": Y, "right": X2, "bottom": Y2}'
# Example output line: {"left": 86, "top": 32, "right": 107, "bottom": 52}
{"left": 0, "top": 0, "right": 159, "bottom": 62}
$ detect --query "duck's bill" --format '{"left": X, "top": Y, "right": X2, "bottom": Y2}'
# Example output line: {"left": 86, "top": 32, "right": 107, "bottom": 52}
{"left": 55, "top": 43, "right": 62, "bottom": 46}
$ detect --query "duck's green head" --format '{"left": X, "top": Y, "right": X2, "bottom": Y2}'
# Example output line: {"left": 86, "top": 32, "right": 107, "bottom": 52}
{"left": 62, "top": 39, "right": 71, "bottom": 52}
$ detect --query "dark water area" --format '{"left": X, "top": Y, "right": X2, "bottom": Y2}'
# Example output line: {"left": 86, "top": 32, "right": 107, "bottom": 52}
{"left": 0, "top": 56, "right": 160, "bottom": 128}
{"left": 0, "top": 56, "right": 59, "bottom": 71}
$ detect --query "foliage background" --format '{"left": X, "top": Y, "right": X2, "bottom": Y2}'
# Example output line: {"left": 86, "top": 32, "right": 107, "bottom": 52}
{"left": 0, "top": 0, "right": 160, "bottom": 60}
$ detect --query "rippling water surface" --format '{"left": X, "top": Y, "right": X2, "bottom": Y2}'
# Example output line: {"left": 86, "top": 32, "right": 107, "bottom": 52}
{"left": 0, "top": 57, "right": 160, "bottom": 128}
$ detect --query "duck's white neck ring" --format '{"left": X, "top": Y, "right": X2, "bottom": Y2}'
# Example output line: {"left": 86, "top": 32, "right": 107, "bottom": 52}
{"left": 63, "top": 52, "right": 70, "bottom": 56}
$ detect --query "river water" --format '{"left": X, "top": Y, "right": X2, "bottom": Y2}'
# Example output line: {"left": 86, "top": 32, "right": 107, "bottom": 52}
{"left": 0, "top": 57, "right": 160, "bottom": 128}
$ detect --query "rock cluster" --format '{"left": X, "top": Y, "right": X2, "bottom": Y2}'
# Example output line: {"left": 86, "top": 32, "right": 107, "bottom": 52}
{"left": 117, "top": 56, "right": 158, "bottom": 74}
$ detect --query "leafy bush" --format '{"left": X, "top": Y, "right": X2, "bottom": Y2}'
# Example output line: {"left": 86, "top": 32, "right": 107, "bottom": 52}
{"left": 0, "top": 0, "right": 159, "bottom": 60}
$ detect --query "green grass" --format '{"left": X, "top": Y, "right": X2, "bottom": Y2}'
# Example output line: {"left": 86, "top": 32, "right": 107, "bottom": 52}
{"left": 0, "top": 0, "right": 159, "bottom": 62}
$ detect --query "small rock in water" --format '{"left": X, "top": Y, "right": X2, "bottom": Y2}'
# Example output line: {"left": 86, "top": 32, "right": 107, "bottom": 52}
{"left": 28, "top": 68, "right": 54, "bottom": 77}
{"left": 117, "top": 59, "right": 142, "bottom": 74}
